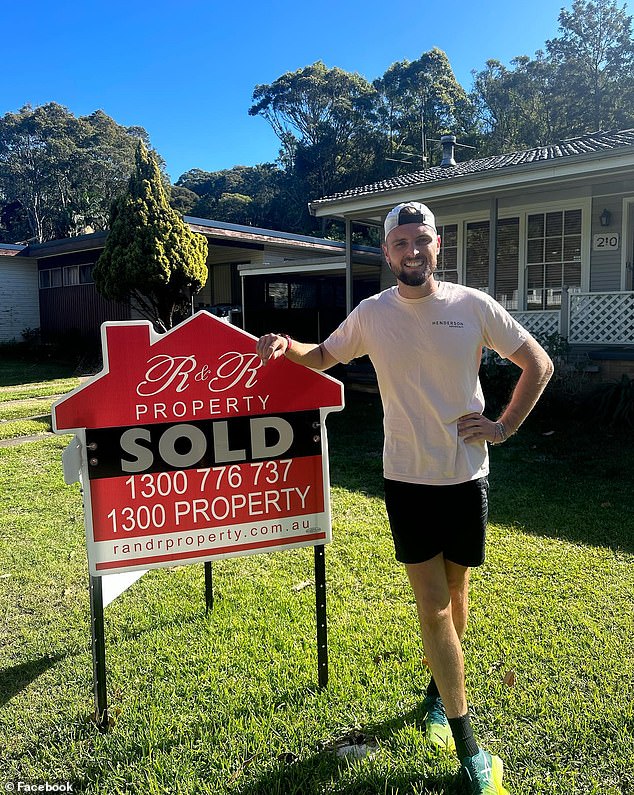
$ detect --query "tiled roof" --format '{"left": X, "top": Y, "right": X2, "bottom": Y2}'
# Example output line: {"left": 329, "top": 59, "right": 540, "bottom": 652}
{"left": 311, "top": 129, "right": 634, "bottom": 207}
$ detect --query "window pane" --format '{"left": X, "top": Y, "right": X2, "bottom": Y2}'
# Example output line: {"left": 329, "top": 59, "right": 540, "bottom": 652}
{"left": 527, "top": 290, "right": 543, "bottom": 309}
{"left": 465, "top": 221, "right": 489, "bottom": 290}
{"left": 267, "top": 282, "right": 288, "bottom": 309}
{"left": 526, "top": 263, "right": 544, "bottom": 290}
{"left": 545, "top": 212, "right": 563, "bottom": 237}
{"left": 39, "top": 270, "right": 50, "bottom": 289}
{"left": 63, "top": 266, "right": 79, "bottom": 286}
{"left": 50, "top": 269, "right": 62, "bottom": 287}
{"left": 545, "top": 262, "right": 562, "bottom": 288}
{"left": 564, "top": 209, "right": 582, "bottom": 235}
{"left": 527, "top": 238, "right": 544, "bottom": 263}
{"left": 563, "top": 236, "right": 581, "bottom": 261}
{"left": 563, "top": 262, "right": 581, "bottom": 286}
{"left": 495, "top": 218, "right": 519, "bottom": 310}
{"left": 290, "top": 282, "right": 317, "bottom": 309}
{"left": 443, "top": 247, "right": 457, "bottom": 269}
{"left": 526, "top": 264, "right": 544, "bottom": 309}
{"left": 79, "top": 264, "right": 94, "bottom": 283}
{"left": 527, "top": 214, "right": 544, "bottom": 238}
{"left": 545, "top": 238, "right": 563, "bottom": 263}
{"left": 442, "top": 224, "right": 457, "bottom": 248}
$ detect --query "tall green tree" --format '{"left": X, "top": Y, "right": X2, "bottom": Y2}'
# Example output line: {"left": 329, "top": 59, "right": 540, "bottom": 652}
{"left": 249, "top": 61, "right": 382, "bottom": 208}
{"left": 93, "top": 141, "right": 208, "bottom": 332}
{"left": 373, "top": 48, "right": 474, "bottom": 167}
{"left": 178, "top": 163, "right": 284, "bottom": 227}
{"left": 0, "top": 103, "right": 153, "bottom": 243}
{"left": 546, "top": 0, "right": 634, "bottom": 135}
{"left": 472, "top": 0, "right": 634, "bottom": 151}
{"left": 472, "top": 53, "right": 557, "bottom": 152}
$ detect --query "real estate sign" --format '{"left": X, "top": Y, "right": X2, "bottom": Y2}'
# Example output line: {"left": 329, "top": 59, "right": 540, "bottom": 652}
{"left": 52, "top": 312, "right": 344, "bottom": 577}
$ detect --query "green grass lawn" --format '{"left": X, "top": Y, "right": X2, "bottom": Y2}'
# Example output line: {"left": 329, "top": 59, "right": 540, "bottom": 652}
{"left": 0, "top": 359, "right": 80, "bottom": 440}
{"left": 0, "top": 371, "right": 633, "bottom": 794}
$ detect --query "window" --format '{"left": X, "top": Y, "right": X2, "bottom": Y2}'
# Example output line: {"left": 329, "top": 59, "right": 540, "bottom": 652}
{"left": 436, "top": 224, "right": 458, "bottom": 283}
{"left": 496, "top": 219, "right": 519, "bottom": 311}
{"left": 526, "top": 210, "right": 581, "bottom": 309}
{"left": 63, "top": 265, "right": 80, "bottom": 286}
{"left": 50, "top": 268, "right": 62, "bottom": 288}
{"left": 39, "top": 270, "right": 50, "bottom": 289}
{"left": 79, "top": 263, "right": 94, "bottom": 284}
{"left": 290, "top": 282, "right": 317, "bottom": 309}
{"left": 267, "top": 282, "right": 288, "bottom": 309}
{"left": 465, "top": 221, "right": 490, "bottom": 291}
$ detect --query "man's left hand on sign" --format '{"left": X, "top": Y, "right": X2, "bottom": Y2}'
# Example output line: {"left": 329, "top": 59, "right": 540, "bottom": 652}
{"left": 256, "top": 333, "right": 289, "bottom": 365}
{"left": 457, "top": 412, "right": 502, "bottom": 445}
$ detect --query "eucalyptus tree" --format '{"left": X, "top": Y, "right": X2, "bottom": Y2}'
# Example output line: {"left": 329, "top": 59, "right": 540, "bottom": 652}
{"left": 0, "top": 103, "right": 152, "bottom": 243}
{"left": 373, "top": 49, "right": 474, "bottom": 167}
{"left": 472, "top": 0, "right": 634, "bottom": 151}
{"left": 546, "top": 0, "right": 634, "bottom": 135}
{"left": 472, "top": 53, "right": 557, "bottom": 153}
{"left": 178, "top": 163, "right": 285, "bottom": 228}
{"left": 249, "top": 61, "right": 382, "bottom": 202}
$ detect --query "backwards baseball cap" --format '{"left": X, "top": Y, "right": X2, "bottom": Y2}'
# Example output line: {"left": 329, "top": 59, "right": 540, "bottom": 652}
{"left": 384, "top": 202, "right": 436, "bottom": 240}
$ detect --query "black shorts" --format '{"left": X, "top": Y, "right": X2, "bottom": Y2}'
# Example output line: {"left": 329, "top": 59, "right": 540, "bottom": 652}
{"left": 383, "top": 476, "right": 489, "bottom": 567}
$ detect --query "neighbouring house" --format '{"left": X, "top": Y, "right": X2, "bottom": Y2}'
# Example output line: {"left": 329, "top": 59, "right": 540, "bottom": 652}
{"left": 184, "top": 217, "right": 381, "bottom": 341}
{"left": 308, "top": 129, "right": 634, "bottom": 381}
{"left": 0, "top": 243, "right": 40, "bottom": 343}
{"left": 0, "top": 218, "right": 381, "bottom": 347}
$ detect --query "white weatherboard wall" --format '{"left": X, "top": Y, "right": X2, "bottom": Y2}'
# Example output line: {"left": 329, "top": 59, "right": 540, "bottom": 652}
{"left": 0, "top": 257, "right": 39, "bottom": 343}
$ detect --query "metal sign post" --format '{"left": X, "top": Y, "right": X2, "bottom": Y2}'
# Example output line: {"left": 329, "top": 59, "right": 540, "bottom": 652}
{"left": 314, "top": 544, "right": 328, "bottom": 688}
{"left": 204, "top": 561, "right": 214, "bottom": 613}
{"left": 89, "top": 575, "right": 109, "bottom": 732}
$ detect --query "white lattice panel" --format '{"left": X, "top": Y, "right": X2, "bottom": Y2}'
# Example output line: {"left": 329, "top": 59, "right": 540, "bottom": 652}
{"left": 569, "top": 292, "right": 634, "bottom": 345}
{"left": 511, "top": 311, "right": 560, "bottom": 338}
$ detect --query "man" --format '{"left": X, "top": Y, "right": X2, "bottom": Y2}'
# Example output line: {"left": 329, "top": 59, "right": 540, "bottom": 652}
{"left": 255, "top": 202, "right": 553, "bottom": 794}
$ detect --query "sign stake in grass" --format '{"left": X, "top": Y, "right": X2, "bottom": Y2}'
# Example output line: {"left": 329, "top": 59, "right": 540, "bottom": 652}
{"left": 51, "top": 312, "right": 344, "bottom": 730}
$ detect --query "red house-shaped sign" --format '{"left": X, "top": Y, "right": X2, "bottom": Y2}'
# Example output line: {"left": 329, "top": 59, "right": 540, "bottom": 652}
{"left": 53, "top": 312, "right": 344, "bottom": 576}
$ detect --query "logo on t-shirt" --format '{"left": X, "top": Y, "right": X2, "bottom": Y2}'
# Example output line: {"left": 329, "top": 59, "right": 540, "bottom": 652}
{"left": 432, "top": 320, "right": 464, "bottom": 328}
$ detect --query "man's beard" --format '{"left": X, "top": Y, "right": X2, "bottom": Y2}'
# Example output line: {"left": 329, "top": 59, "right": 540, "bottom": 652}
{"left": 394, "top": 258, "right": 435, "bottom": 287}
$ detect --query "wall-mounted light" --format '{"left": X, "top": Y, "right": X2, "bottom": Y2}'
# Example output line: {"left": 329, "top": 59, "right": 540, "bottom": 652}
{"left": 599, "top": 208, "right": 612, "bottom": 227}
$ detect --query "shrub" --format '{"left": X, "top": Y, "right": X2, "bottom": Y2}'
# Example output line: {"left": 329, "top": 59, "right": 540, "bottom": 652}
{"left": 479, "top": 352, "right": 520, "bottom": 418}
{"left": 581, "top": 374, "right": 634, "bottom": 429}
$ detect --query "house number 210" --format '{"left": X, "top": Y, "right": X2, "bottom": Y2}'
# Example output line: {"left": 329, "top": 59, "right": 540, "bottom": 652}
{"left": 593, "top": 233, "right": 620, "bottom": 250}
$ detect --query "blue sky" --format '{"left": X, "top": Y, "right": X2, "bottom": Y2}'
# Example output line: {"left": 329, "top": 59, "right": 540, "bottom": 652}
{"left": 3, "top": 0, "right": 570, "bottom": 182}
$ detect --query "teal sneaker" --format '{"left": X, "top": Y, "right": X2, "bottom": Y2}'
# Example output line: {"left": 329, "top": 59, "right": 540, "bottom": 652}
{"left": 461, "top": 748, "right": 510, "bottom": 794}
{"left": 422, "top": 695, "right": 455, "bottom": 752}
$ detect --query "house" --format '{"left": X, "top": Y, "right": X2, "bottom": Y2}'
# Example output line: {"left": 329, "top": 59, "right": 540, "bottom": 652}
{"left": 0, "top": 218, "right": 381, "bottom": 347}
{"left": 0, "top": 243, "right": 39, "bottom": 343}
{"left": 308, "top": 129, "right": 634, "bottom": 380}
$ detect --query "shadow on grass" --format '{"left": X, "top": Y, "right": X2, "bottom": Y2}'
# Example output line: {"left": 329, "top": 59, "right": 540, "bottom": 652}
{"left": 488, "top": 421, "right": 634, "bottom": 554}
{"left": 329, "top": 391, "right": 634, "bottom": 555}
{"left": 0, "top": 653, "right": 66, "bottom": 708}
{"left": 237, "top": 702, "right": 461, "bottom": 795}
{"left": 0, "top": 359, "right": 77, "bottom": 388}
{"left": 238, "top": 757, "right": 458, "bottom": 795}
{"left": 328, "top": 390, "right": 384, "bottom": 499}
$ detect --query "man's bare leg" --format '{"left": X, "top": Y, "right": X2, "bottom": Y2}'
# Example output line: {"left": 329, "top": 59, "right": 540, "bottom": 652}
{"left": 406, "top": 554, "right": 468, "bottom": 719}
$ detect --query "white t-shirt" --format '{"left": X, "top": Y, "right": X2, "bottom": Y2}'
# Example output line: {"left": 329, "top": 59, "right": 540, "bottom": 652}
{"left": 323, "top": 282, "right": 527, "bottom": 485}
